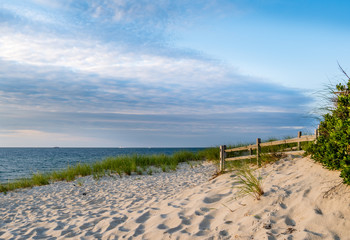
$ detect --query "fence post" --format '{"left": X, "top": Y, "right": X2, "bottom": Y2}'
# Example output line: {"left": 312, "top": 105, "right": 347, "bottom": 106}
{"left": 315, "top": 125, "right": 320, "bottom": 143}
{"left": 256, "top": 138, "right": 261, "bottom": 167}
{"left": 297, "top": 131, "right": 302, "bottom": 150}
{"left": 220, "top": 145, "right": 226, "bottom": 172}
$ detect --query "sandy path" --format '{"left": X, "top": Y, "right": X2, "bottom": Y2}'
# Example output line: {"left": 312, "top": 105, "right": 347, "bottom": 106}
{"left": 1, "top": 156, "right": 350, "bottom": 239}
{"left": 0, "top": 162, "right": 217, "bottom": 239}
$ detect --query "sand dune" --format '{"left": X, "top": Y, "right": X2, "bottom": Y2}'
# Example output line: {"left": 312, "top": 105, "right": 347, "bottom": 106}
{"left": 1, "top": 156, "right": 350, "bottom": 239}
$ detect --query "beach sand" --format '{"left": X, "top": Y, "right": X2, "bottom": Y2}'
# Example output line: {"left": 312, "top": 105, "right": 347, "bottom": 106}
{"left": 1, "top": 155, "right": 350, "bottom": 239}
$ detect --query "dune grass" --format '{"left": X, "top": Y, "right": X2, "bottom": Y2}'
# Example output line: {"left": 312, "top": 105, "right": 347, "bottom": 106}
{"left": 0, "top": 150, "right": 210, "bottom": 194}
{"left": 233, "top": 164, "right": 264, "bottom": 200}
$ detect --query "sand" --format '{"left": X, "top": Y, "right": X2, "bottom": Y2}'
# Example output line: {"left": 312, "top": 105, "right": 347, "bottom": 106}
{"left": 1, "top": 155, "right": 350, "bottom": 239}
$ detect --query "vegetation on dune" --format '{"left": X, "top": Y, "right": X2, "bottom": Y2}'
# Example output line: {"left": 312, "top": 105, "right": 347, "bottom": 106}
{"left": 0, "top": 149, "right": 217, "bottom": 194}
{"left": 233, "top": 164, "right": 264, "bottom": 200}
{"left": 197, "top": 147, "right": 220, "bottom": 162}
{"left": 307, "top": 67, "right": 350, "bottom": 184}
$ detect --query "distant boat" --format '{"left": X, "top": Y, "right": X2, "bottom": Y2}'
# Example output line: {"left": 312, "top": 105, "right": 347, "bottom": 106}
{"left": 53, "top": 147, "right": 60, "bottom": 149}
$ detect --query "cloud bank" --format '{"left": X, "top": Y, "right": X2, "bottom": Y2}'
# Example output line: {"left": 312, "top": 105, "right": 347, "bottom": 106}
{"left": 0, "top": 0, "right": 315, "bottom": 147}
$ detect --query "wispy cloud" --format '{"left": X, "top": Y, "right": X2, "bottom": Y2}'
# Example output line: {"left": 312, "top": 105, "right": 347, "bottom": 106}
{"left": 0, "top": 57, "right": 312, "bottom": 114}
{"left": 0, "top": 29, "right": 228, "bottom": 87}
{"left": 0, "top": 0, "right": 317, "bottom": 146}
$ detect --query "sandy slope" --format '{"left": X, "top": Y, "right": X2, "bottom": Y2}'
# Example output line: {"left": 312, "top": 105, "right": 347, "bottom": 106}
{"left": 1, "top": 156, "right": 350, "bottom": 239}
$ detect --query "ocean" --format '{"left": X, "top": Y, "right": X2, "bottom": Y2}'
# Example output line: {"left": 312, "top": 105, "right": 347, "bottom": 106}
{"left": 0, "top": 147, "right": 204, "bottom": 183}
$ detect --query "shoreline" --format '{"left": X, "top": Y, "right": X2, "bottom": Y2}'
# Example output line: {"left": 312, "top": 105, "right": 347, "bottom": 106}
{"left": 0, "top": 147, "right": 211, "bottom": 185}
{"left": 1, "top": 156, "right": 350, "bottom": 239}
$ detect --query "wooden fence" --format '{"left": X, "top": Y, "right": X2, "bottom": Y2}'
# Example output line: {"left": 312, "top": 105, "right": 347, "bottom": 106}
{"left": 219, "top": 129, "right": 319, "bottom": 172}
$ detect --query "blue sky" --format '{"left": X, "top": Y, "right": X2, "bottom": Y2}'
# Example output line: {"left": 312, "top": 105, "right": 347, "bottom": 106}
{"left": 0, "top": 0, "right": 349, "bottom": 147}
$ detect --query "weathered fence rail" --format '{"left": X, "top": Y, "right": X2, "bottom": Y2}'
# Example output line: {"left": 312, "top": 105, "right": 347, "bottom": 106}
{"left": 219, "top": 129, "right": 319, "bottom": 172}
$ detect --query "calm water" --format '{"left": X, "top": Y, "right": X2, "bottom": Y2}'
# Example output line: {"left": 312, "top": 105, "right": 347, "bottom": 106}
{"left": 0, "top": 148, "right": 204, "bottom": 183}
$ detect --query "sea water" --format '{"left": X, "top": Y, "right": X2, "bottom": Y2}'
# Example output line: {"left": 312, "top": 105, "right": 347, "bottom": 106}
{"left": 0, "top": 148, "right": 204, "bottom": 183}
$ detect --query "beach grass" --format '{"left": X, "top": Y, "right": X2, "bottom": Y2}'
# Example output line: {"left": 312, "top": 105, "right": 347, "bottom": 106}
{"left": 233, "top": 165, "right": 264, "bottom": 200}
{"left": 0, "top": 149, "right": 214, "bottom": 194}
{"left": 197, "top": 147, "right": 220, "bottom": 162}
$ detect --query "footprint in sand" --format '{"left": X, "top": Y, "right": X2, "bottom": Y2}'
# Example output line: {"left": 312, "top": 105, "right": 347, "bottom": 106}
{"left": 285, "top": 216, "right": 296, "bottom": 226}
{"left": 118, "top": 226, "right": 129, "bottom": 232}
{"left": 133, "top": 224, "right": 145, "bottom": 237}
{"left": 135, "top": 211, "right": 150, "bottom": 224}
{"left": 167, "top": 202, "right": 181, "bottom": 208}
{"left": 267, "top": 234, "right": 277, "bottom": 240}
{"left": 180, "top": 216, "right": 191, "bottom": 226}
{"left": 28, "top": 227, "right": 50, "bottom": 239}
{"left": 303, "top": 188, "right": 311, "bottom": 197}
{"left": 314, "top": 207, "right": 323, "bottom": 215}
{"left": 195, "top": 207, "right": 210, "bottom": 217}
{"left": 284, "top": 189, "right": 292, "bottom": 197}
{"left": 200, "top": 207, "right": 210, "bottom": 212}
{"left": 165, "top": 224, "right": 183, "bottom": 234}
{"left": 203, "top": 195, "right": 222, "bottom": 204}
{"left": 279, "top": 202, "right": 287, "bottom": 209}
{"left": 85, "top": 231, "right": 102, "bottom": 239}
{"left": 199, "top": 214, "right": 214, "bottom": 230}
{"left": 332, "top": 233, "right": 341, "bottom": 240}
{"left": 53, "top": 221, "right": 66, "bottom": 231}
{"left": 195, "top": 230, "right": 208, "bottom": 236}
{"left": 105, "top": 216, "right": 128, "bottom": 231}
{"left": 56, "top": 214, "right": 70, "bottom": 221}
{"left": 180, "top": 229, "right": 190, "bottom": 235}
{"left": 61, "top": 226, "right": 79, "bottom": 238}
{"left": 80, "top": 222, "right": 94, "bottom": 231}
{"left": 219, "top": 230, "right": 229, "bottom": 237}
{"left": 157, "top": 224, "right": 168, "bottom": 230}
{"left": 195, "top": 210, "right": 203, "bottom": 216}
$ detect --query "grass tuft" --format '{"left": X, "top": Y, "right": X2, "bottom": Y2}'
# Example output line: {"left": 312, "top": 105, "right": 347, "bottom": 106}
{"left": 233, "top": 164, "right": 264, "bottom": 200}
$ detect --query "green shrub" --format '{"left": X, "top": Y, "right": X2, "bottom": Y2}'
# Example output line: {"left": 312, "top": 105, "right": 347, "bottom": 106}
{"left": 341, "top": 166, "right": 350, "bottom": 184}
{"left": 307, "top": 72, "right": 350, "bottom": 184}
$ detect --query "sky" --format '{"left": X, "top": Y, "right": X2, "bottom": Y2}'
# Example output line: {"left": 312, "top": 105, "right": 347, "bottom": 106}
{"left": 0, "top": 0, "right": 349, "bottom": 147}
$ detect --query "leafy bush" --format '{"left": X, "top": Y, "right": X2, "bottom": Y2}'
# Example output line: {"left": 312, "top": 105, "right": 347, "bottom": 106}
{"left": 307, "top": 72, "right": 350, "bottom": 184}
